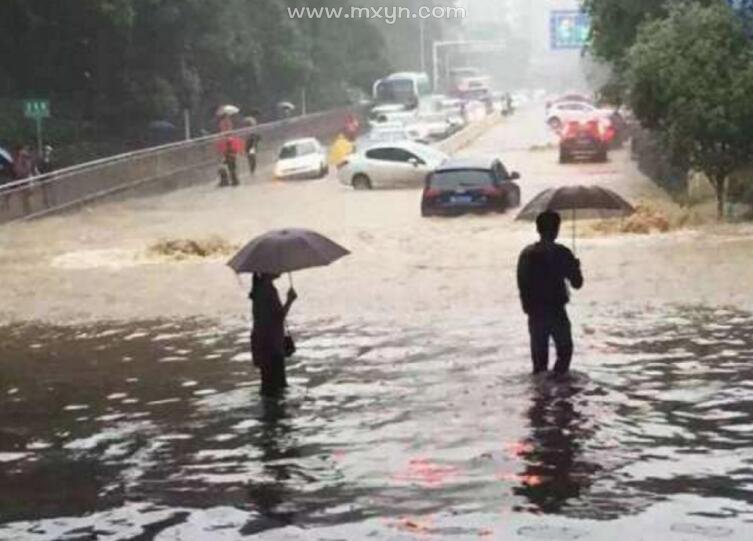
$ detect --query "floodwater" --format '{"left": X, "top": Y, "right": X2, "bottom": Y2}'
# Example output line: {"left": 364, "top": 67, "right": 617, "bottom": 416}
{"left": 1, "top": 305, "right": 752, "bottom": 540}
{"left": 2, "top": 102, "right": 753, "bottom": 539}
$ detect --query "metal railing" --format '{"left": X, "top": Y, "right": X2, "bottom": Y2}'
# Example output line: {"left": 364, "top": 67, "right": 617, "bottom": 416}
{"left": 0, "top": 106, "right": 361, "bottom": 224}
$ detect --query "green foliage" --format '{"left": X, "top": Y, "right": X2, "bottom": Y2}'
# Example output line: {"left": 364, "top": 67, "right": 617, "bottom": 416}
{"left": 626, "top": 1, "right": 753, "bottom": 217}
{"left": 0, "top": 0, "right": 413, "bottom": 163}
{"left": 582, "top": 0, "right": 671, "bottom": 67}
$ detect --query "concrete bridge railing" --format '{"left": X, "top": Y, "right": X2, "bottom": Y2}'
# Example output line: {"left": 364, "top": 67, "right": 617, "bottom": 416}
{"left": 0, "top": 106, "right": 361, "bottom": 224}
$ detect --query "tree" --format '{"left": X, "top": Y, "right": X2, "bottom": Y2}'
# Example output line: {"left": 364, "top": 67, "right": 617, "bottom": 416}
{"left": 582, "top": 0, "right": 671, "bottom": 67}
{"left": 626, "top": 1, "right": 753, "bottom": 218}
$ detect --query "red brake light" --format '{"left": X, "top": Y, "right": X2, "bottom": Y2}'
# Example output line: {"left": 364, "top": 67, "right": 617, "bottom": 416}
{"left": 482, "top": 185, "right": 502, "bottom": 197}
{"left": 425, "top": 187, "right": 441, "bottom": 198}
{"left": 563, "top": 121, "right": 580, "bottom": 139}
{"left": 586, "top": 120, "right": 600, "bottom": 139}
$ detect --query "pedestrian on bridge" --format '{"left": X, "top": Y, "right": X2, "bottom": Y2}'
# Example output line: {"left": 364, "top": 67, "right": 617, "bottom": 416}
{"left": 245, "top": 133, "right": 260, "bottom": 176}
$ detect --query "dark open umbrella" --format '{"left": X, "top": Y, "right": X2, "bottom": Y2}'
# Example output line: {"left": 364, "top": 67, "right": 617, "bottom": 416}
{"left": 516, "top": 185, "right": 635, "bottom": 250}
{"left": 228, "top": 228, "right": 350, "bottom": 276}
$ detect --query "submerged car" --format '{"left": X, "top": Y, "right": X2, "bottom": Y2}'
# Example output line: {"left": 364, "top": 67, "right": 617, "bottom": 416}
{"left": 337, "top": 141, "right": 448, "bottom": 190}
{"left": 274, "top": 138, "right": 329, "bottom": 180}
{"left": 559, "top": 120, "right": 610, "bottom": 163}
{"left": 421, "top": 157, "right": 521, "bottom": 216}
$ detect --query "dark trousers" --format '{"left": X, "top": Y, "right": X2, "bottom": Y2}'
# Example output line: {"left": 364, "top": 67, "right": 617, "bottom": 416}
{"left": 259, "top": 354, "right": 287, "bottom": 397}
{"left": 528, "top": 307, "right": 573, "bottom": 375}
{"left": 227, "top": 156, "right": 239, "bottom": 186}
{"left": 247, "top": 153, "right": 257, "bottom": 175}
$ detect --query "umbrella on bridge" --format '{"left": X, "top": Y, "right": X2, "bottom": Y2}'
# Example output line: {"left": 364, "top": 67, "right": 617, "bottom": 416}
{"left": 216, "top": 104, "right": 240, "bottom": 117}
{"left": 0, "top": 146, "right": 13, "bottom": 165}
{"left": 228, "top": 228, "right": 350, "bottom": 279}
{"left": 516, "top": 185, "right": 635, "bottom": 251}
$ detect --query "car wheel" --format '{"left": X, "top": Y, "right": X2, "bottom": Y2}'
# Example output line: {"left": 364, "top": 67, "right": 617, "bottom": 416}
{"left": 352, "top": 174, "right": 372, "bottom": 190}
{"left": 596, "top": 150, "right": 608, "bottom": 163}
{"left": 559, "top": 150, "right": 570, "bottom": 164}
{"left": 421, "top": 205, "right": 433, "bottom": 217}
{"left": 548, "top": 117, "right": 562, "bottom": 131}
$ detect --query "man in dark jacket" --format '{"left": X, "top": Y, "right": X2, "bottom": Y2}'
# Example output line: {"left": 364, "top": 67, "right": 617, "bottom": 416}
{"left": 517, "top": 211, "right": 584, "bottom": 375}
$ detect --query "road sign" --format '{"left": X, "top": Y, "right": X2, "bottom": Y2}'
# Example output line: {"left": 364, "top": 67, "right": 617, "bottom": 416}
{"left": 23, "top": 99, "right": 50, "bottom": 120}
{"left": 550, "top": 10, "right": 590, "bottom": 50}
{"left": 23, "top": 99, "right": 50, "bottom": 155}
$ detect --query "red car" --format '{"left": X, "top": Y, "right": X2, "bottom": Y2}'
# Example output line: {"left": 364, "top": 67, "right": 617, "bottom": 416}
{"left": 559, "top": 119, "right": 612, "bottom": 163}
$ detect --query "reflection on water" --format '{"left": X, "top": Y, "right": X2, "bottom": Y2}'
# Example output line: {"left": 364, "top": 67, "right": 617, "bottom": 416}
{"left": 513, "top": 378, "right": 599, "bottom": 515}
{"left": 1, "top": 306, "right": 753, "bottom": 539}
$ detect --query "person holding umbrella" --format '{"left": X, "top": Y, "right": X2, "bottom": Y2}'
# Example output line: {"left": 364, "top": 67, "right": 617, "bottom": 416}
{"left": 250, "top": 273, "right": 297, "bottom": 396}
{"left": 517, "top": 211, "right": 584, "bottom": 377}
{"left": 228, "top": 228, "right": 350, "bottom": 397}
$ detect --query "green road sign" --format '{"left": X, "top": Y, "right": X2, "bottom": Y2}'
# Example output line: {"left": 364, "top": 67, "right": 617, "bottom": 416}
{"left": 23, "top": 99, "right": 50, "bottom": 119}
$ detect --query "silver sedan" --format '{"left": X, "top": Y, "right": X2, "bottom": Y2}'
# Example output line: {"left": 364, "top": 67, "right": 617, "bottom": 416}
{"left": 337, "top": 141, "right": 448, "bottom": 190}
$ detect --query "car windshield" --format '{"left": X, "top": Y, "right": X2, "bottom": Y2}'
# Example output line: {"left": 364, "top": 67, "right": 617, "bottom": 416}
{"left": 430, "top": 169, "right": 493, "bottom": 189}
{"left": 279, "top": 142, "right": 316, "bottom": 159}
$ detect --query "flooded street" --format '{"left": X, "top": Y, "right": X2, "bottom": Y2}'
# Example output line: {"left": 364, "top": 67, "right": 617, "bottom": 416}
{"left": 2, "top": 307, "right": 753, "bottom": 539}
{"left": 2, "top": 105, "right": 753, "bottom": 539}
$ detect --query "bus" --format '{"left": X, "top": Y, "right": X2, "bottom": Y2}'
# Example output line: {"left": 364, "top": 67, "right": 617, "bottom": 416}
{"left": 372, "top": 72, "right": 432, "bottom": 109}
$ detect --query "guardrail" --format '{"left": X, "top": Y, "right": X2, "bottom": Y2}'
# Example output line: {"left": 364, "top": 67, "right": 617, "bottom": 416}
{"left": 0, "top": 106, "right": 362, "bottom": 224}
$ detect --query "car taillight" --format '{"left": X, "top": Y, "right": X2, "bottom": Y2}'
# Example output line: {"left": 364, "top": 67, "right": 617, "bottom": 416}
{"left": 586, "top": 120, "right": 601, "bottom": 139}
{"left": 424, "top": 187, "right": 441, "bottom": 198}
{"left": 481, "top": 185, "right": 502, "bottom": 197}
{"left": 563, "top": 122, "right": 580, "bottom": 139}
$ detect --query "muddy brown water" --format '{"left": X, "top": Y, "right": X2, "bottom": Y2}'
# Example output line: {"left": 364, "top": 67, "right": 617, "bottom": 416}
{"left": 1, "top": 305, "right": 752, "bottom": 540}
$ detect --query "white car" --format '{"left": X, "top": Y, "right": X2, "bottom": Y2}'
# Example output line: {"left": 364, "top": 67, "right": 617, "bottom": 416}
{"left": 546, "top": 101, "right": 615, "bottom": 130}
{"left": 274, "top": 138, "right": 328, "bottom": 180}
{"left": 337, "top": 141, "right": 448, "bottom": 190}
{"left": 411, "top": 113, "right": 457, "bottom": 141}
{"left": 368, "top": 104, "right": 417, "bottom": 128}
{"left": 359, "top": 122, "right": 413, "bottom": 146}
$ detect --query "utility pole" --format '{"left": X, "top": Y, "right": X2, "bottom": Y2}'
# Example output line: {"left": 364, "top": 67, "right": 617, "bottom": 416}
{"left": 183, "top": 109, "right": 191, "bottom": 140}
{"left": 419, "top": 18, "right": 426, "bottom": 73}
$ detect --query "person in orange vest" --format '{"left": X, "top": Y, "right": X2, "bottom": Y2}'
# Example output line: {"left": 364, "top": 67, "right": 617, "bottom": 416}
{"left": 217, "top": 137, "right": 243, "bottom": 187}
{"left": 344, "top": 113, "right": 360, "bottom": 141}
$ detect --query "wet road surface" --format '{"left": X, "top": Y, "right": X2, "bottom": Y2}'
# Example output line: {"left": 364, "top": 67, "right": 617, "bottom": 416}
{"left": 1, "top": 305, "right": 753, "bottom": 539}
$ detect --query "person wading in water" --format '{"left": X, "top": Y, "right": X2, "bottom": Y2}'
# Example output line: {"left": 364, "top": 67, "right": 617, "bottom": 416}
{"left": 250, "top": 273, "right": 297, "bottom": 396}
{"left": 517, "top": 211, "right": 584, "bottom": 377}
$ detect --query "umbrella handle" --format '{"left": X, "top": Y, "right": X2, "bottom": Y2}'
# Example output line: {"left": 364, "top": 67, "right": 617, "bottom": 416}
{"left": 234, "top": 272, "right": 245, "bottom": 290}
{"left": 572, "top": 208, "right": 576, "bottom": 253}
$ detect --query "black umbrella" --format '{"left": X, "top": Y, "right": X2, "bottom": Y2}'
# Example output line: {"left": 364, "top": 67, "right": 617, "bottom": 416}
{"left": 227, "top": 228, "right": 350, "bottom": 276}
{"left": 516, "top": 185, "right": 635, "bottom": 250}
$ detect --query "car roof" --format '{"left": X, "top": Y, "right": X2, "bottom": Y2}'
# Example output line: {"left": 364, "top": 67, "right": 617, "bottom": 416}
{"left": 371, "top": 122, "right": 406, "bottom": 131}
{"left": 553, "top": 101, "right": 594, "bottom": 108}
{"left": 435, "top": 156, "right": 501, "bottom": 171}
{"left": 371, "top": 104, "right": 407, "bottom": 113}
{"left": 282, "top": 137, "right": 319, "bottom": 147}
{"left": 363, "top": 141, "right": 434, "bottom": 152}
